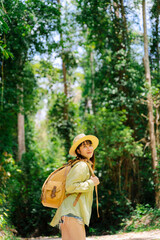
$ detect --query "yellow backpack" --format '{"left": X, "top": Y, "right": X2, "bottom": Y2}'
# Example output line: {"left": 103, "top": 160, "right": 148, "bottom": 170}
{"left": 41, "top": 159, "right": 99, "bottom": 217}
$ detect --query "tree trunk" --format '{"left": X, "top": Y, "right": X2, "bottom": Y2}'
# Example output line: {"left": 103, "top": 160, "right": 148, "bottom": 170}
{"left": 90, "top": 50, "right": 96, "bottom": 115}
{"left": 118, "top": 157, "right": 123, "bottom": 192}
{"left": 142, "top": 0, "right": 160, "bottom": 208}
{"left": 155, "top": 105, "right": 159, "bottom": 147}
{"left": 1, "top": 58, "right": 4, "bottom": 111}
{"left": 57, "top": 0, "right": 68, "bottom": 121}
{"left": 119, "top": 0, "right": 130, "bottom": 54}
{"left": 62, "top": 58, "right": 68, "bottom": 120}
{"left": 113, "top": 0, "right": 119, "bottom": 18}
{"left": 57, "top": 0, "right": 70, "bottom": 156}
{"left": 155, "top": 0, "right": 160, "bottom": 75}
{"left": 17, "top": 85, "right": 26, "bottom": 161}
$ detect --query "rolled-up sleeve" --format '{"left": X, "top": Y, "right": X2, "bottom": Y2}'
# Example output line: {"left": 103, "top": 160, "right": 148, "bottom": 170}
{"left": 65, "top": 162, "right": 94, "bottom": 194}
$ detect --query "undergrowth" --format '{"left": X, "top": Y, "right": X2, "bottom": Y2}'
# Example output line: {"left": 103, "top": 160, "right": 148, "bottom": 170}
{"left": 120, "top": 204, "right": 160, "bottom": 233}
{"left": 0, "top": 214, "right": 21, "bottom": 240}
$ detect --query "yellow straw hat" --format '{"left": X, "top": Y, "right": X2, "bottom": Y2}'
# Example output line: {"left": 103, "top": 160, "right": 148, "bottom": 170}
{"left": 69, "top": 133, "right": 99, "bottom": 156}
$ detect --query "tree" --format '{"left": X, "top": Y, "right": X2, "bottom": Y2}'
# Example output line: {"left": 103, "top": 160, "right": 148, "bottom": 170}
{"left": 142, "top": 0, "right": 160, "bottom": 208}
{"left": 0, "top": 0, "right": 60, "bottom": 159}
{"left": 150, "top": 0, "right": 160, "bottom": 78}
{"left": 17, "top": 85, "right": 26, "bottom": 161}
{"left": 150, "top": 0, "right": 160, "bottom": 154}
{"left": 47, "top": 0, "right": 78, "bottom": 156}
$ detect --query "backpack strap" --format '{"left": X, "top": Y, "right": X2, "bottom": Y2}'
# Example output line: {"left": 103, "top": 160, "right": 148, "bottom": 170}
{"left": 71, "top": 160, "right": 100, "bottom": 218}
{"left": 73, "top": 193, "right": 81, "bottom": 207}
{"left": 85, "top": 161, "right": 100, "bottom": 218}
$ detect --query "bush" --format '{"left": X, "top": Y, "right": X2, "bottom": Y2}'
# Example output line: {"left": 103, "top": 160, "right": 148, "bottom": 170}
{"left": 5, "top": 151, "right": 57, "bottom": 237}
{"left": 121, "top": 204, "right": 160, "bottom": 232}
{"left": 0, "top": 214, "right": 20, "bottom": 240}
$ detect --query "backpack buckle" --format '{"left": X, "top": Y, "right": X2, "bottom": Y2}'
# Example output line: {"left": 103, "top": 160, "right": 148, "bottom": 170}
{"left": 51, "top": 186, "right": 57, "bottom": 198}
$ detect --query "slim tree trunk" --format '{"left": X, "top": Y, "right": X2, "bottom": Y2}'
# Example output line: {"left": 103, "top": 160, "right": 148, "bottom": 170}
{"left": 57, "top": 0, "right": 68, "bottom": 121}
{"left": 113, "top": 0, "right": 119, "bottom": 18}
{"left": 18, "top": 112, "right": 26, "bottom": 161}
{"left": 155, "top": 104, "right": 160, "bottom": 147}
{"left": 17, "top": 85, "right": 26, "bottom": 161}
{"left": 142, "top": 0, "right": 160, "bottom": 208}
{"left": 1, "top": 58, "right": 4, "bottom": 111}
{"left": 90, "top": 51, "right": 96, "bottom": 115}
{"left": 62, "top": 57, "right": 68, "bottom": 120}
{"left": 119, "top": 0, "right": 130, "bottom": 54}
{"left": 57, "top": 0, "right": 70, "bottom": 157}
{"left": 155, "top": 0, "right": 160, "bottom": 75}
{"left": 118, "top": 157, "right": 123, "bottom": 192}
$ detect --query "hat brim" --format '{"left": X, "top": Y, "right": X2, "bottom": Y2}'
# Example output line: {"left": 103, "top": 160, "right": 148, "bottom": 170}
{"left": 69, "top": 135, "right": 99, "bottom": 156}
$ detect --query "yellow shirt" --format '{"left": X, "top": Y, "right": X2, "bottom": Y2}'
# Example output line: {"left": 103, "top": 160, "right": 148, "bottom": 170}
{"left": 50, "top": 161, "right": 94, "bottom": 227}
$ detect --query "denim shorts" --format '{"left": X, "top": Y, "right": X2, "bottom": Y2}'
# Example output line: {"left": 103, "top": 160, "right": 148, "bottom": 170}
{"left": 59, "top": 213, "right": 83, "bottom": 225}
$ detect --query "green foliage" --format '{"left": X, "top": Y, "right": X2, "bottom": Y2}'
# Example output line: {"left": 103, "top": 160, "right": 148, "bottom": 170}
{"left": 83, "top": 109, "right": 144, "bottom": 234}
{"left": 0, "top": 111, "right": 17, "bottom": 154}
{"left": 0, "top": 61, "right": 39, "bottom": 156}
{"left": 33, "top": 60, "right": 61, "bottom": 84}
{"left": 2, "top": 0, "right": 60, "bottom": 56}
{"left": 0, "top": 153, "right": 21, "bottom": 239}
{"left": 0, "top": 152, "right": 19, "bottom": 214}
{"left": 48, "top": 93, "right": 80, "bottom": 156}
{"left": 121, "top": 204, "right": 160, "bottom": 232}
{"left": 0, "top": 0, "right": 60, "bottom": 157}
{"left": 5, "top": 151, "right": 57, "bottom": 237}
{"left": 0, "top": 7, "right": 9, "bottom": 33}
{"left": 0, "top": 214, "right": 21, "bottom": 240}
{"left": 0, "top": 0, "right": 159, "bottom": 238}
{"left": 0, "top": 6, "right": 13, "bottom": 59}
{"left": 83, "top": 108, "right": 143, "bottom": 161}
{"left": 0, "top": 114, "right": 64, "bottom": 237}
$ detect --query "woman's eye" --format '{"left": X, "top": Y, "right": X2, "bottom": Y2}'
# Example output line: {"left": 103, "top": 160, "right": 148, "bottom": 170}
{"left": 83, "top": 144, "right": 92, "bottom": 148}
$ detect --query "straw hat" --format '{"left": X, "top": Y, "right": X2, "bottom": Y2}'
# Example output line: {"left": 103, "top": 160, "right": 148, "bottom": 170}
{"left": 69, "top": 133, "right": 99, "bottom": 156}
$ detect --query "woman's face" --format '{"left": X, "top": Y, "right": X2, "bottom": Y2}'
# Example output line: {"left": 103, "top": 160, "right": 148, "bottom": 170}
{"left": 77, "top": 140, "right": 94, "bottom": 160}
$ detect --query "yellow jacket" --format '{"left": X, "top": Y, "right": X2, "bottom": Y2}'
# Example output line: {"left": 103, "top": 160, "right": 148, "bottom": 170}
{"left": 50, "top": 161, "right": 94, "bottom": 227}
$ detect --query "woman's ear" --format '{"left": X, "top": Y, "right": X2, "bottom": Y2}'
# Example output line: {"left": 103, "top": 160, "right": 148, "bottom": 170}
{"left": 77, "top": 148, "right": 80, "bottom": 154}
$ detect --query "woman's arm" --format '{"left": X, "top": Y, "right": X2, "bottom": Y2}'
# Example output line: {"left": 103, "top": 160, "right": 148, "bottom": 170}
{"left": 65, "top": 162, "right": 94, "bottom": 194}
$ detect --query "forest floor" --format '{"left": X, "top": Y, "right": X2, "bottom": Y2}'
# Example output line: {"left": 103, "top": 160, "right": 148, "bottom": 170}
{"left": 21, "top": 229, "right": 160, "bottom": 240}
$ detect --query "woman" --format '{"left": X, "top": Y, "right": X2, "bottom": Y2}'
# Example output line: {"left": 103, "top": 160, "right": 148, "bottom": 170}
{"left": 50, "top": 133, "right": 100, "bottom": 240}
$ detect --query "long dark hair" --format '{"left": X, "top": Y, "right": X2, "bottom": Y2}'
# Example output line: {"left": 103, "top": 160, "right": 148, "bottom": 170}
{"left": 75, "top": 140, "right": 95, "bottom": 170}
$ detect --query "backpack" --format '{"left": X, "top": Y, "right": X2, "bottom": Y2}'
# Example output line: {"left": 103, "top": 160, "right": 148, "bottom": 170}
{"left": 41, "top": 159, "right": 99, "bottom": 217}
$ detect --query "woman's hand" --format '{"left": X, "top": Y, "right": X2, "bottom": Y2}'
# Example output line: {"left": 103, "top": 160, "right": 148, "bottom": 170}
{"left": 90, "top": 176, "right": 100, "bottom": 186}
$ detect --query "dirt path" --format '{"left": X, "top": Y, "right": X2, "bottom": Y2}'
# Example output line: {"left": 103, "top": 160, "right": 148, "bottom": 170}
{"left": 22, "top": 229, "right": 160, "bottom": 240}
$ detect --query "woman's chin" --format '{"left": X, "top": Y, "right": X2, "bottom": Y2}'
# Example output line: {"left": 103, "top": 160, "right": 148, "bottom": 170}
{"left": 86, "top": 154, "right": 93, "bottom": 159}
